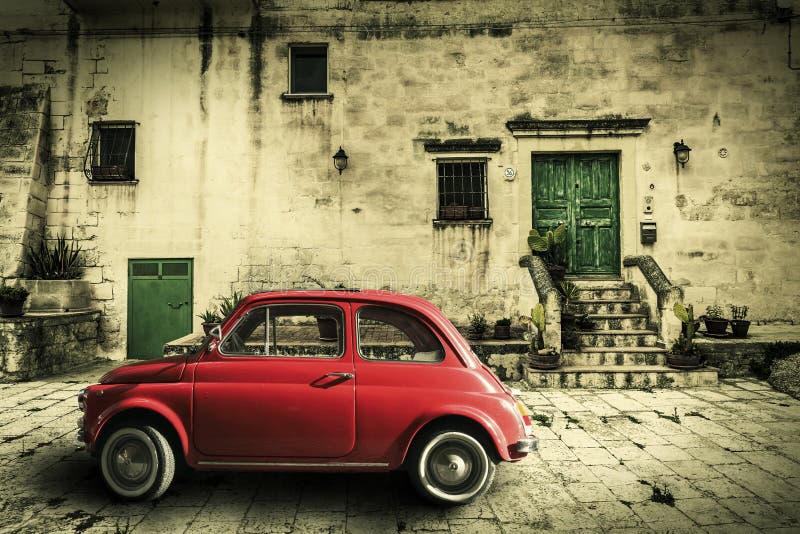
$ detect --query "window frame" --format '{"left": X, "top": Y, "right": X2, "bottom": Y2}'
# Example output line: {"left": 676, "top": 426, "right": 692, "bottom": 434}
{"left": 218, "top": 303, "right": 346, "bottom": 359}
{"left": 84, "top": 120, "right": 138, "bottom": 183}
{"left": 355, "top": 305, "right": 445, "bottom": 364}
{"left": 435, "top": 158, "right": 490, "bottom": 221}
{"left": 288, "top": 43, "right": 329, "bottom": 96}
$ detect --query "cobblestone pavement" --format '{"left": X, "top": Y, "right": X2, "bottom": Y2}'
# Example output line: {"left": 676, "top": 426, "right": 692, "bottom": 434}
{"left": 1, "top": 360, "right": 800, "bottom": 533}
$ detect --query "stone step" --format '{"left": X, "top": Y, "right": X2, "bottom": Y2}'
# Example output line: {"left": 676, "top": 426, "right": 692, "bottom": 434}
{"left": 566, "top": 278, "right": 627, "bottom": 289}
{"left": 584, "top": 314, "right": 649, "bottom": 330}
{"left": 526, "top": 365, "right": 719, "bottom": 389}
{"left": 573, "top": 300, "right": 644, "bottom": 315}
{"left": 578, "top": 330, "right": 659, "bottom": 348}
{"left": 577, "top": 287, "right": 637, "bottom": 301}
{"left": 563, "top": 349, "right": 666, "bottom": 367}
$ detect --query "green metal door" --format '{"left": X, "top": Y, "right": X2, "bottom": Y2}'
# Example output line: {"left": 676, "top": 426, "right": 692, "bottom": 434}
{"left": 532, "top": 153, "right": 620, "bottom": 275}
{"left": 128, "top": 259, "right": 193, "bottom": 359}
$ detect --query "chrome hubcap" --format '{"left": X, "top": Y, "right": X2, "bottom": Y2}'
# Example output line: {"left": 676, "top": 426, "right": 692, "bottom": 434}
{"left": 429, "top": 445, "right": 476, "bottom": 489}
{"left": 114, "top": 442, "right": 150, "bottom": 482}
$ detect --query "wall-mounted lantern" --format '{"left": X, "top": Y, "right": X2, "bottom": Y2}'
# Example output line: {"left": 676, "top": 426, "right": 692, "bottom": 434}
{"left": 673, "top": 140, "right": 691, "bottom": 168}
{"left": 333, "top": 146, "right": 348, "bottom": 175}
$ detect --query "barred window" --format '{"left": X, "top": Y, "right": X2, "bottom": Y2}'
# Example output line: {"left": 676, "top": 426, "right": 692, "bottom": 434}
{"left": 437, "top": 159, "right": 488, "bottom": 220}
{"left": 290, "top": 44, "right": 327, "bottom": 94}
{"left": 84, "top": 121, "right": 136, "bottom": 181}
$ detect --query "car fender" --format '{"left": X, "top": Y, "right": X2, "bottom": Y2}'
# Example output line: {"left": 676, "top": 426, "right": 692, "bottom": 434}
{"left": 398, "top": 404, "right": 512, "bottom": 465}
{"left": 93, "top": 397, "right": 189, "bottom": 456}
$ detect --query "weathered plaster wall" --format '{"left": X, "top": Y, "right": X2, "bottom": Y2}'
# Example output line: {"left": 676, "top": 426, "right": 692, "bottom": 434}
{"left": 0, "top": 84, "right": 49, "bottom": 279}
{"left": 0, "top": 0, "right": 798, "bottom": 358}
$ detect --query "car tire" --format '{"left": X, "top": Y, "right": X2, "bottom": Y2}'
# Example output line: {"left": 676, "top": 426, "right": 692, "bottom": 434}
{"left": 408, "top": 428, "right": 496, "bottom": 505}
{"left": 100, "top": 425, "right": 175, "bottom": 500}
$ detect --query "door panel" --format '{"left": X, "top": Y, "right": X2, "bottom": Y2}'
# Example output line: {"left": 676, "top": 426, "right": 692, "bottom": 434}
{"left": 128, "top": 259, "right": 192, "bottom": 359}
{"left": 193, "top": 302, "right": 356, "bottom": 458}
{"left": 532, "top": 154, "right": 620, "bottom": 275}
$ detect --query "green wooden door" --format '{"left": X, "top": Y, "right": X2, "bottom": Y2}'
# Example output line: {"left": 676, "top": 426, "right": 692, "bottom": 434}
{"left": 532, "top": 154, "right": 620, "bottom": 275}
{"left": 128, "top": 259, "right": 193, "bottom": 359}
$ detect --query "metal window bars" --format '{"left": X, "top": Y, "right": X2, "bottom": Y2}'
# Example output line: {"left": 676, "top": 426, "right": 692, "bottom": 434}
{"left": 437, "top": 159, "right": 488, "bottom": 220}
{"left": 84, "top": 121, "right": 136, "bottom": 181}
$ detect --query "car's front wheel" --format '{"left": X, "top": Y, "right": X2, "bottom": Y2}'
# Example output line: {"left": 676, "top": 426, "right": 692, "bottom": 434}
{"left": 99, "top": 425, "right": 175, "bottom": 500}
{"left": 408, "top": 428, "right": 496, "bottom": 505}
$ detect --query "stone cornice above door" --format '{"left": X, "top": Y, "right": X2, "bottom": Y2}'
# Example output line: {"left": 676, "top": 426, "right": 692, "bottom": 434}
{"left": 506, "top": 118, "right": 651, "bottom": 138}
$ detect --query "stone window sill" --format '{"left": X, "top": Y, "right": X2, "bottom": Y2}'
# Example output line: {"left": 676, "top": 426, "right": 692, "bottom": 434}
{"left": 433, "top": 219, "right": 493, "bottom": 228}
{"left": 280, "top": 93, "right": 334, "bottom": 102}
{"left": 88, "top": 180, "right": 139, "bottom": 185}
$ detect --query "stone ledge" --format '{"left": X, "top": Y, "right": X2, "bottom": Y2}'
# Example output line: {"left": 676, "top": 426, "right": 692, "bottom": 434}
{"left": 506, "top": 117, "right": 651, "bottom": 138}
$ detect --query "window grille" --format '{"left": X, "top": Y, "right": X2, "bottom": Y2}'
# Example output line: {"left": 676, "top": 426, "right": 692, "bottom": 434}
{"left": 290, "top": 44, "right": 327, "bottom": 94}
{"left": 84, "top": 121, "right": 136, "bottom": 181}
{"left": 437, "top": 159, "right": 488, "bottom": 220}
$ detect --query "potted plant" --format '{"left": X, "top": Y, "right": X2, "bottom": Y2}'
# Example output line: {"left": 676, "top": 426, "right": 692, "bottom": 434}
{"left": 528, "top": 223, "right": 568, "bottom": 282}
{"left": 0, "top": 283, "right": 30, "bottom": 317}
{"left": 729, "top": 305, "right": 750, "bottom": 338}
{"left": 522, "top": 303, "right": 560, "bottom": 369}
{"left": 667, "top": 303, "right": 703, "bottom": 369}
{"left": 493, "top": 317, "right": 511, "bottom": 339}
{"left": 21, "top": 234, "right": 90, "bottom": 312}
{"left": 703, "top": 304, "right": 729, "bottom": 336}
{"left": 197, "top": 307, "right": 222, "bottom": 336}
{"left": 467, "top": 312, "right": 488, "bottom": 340}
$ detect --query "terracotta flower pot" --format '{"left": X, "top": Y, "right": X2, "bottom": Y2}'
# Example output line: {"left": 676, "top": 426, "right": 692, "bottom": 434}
{"left": 0, "top": 300, "right": 25, "bottom": 317}
{"left": 202, "top": 322, "right": 220, "bottom": 336}
{"left": 529, "top": 350, "right": 560, "bottom": 370}
{"left": 730, "top": 320, "right": 751, "bottom": 338}
{"left": 493, "top": 324, "right": 511, "bottom": 339}
{"left": 703, "top": 318, "right": 729, "bottom": 336}
{"left": 666, "top": 352, "right": 703, "bottom": 370}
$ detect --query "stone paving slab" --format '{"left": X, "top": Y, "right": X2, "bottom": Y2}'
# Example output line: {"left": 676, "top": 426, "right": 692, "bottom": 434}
{"left": 1, "top": 359, "right": 800, "bottom": 532}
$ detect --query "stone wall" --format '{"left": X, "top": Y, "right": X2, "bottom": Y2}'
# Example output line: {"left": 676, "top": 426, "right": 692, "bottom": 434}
{"left": 0, "top": 310, "right": 101, "bottom": 380}
{"left": 0, "top": 0, "right": 798, "bottom": 359}
{"left": 0, "top": 84, "right": 49, "bottom": 279}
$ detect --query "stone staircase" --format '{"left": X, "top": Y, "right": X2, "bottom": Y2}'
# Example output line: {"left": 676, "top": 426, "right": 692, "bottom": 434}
{"left": 526, "top": 279, "right": 718, "bottom": 388}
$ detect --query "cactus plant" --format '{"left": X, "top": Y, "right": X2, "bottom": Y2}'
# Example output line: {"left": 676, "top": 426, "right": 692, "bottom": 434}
{"left": 668, "top": 303, "right": 703, "bottom": 369}
{"left": 528, "top": 223, "right": 568, "bottom": 274}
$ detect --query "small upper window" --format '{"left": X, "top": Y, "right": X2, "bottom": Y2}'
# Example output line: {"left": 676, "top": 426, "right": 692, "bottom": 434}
{"left": 220, "top": 304, "right": 344, "bottom": 358}
{"left": 437, "top": 159, "right": 488, "bottom": 220}
{"left": 357, "top": 306, "right": 444, "bottom": 363}
{"left": 84, "top": 121, "right": 136, "bottom": 181}
{"left": 290, "top": 44, "right": 327, "bottom": 94}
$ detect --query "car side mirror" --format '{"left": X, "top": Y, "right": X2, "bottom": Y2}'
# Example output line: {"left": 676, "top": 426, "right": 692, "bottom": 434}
{"left": 209, "top": 325, "right": 222, "bottom": 340}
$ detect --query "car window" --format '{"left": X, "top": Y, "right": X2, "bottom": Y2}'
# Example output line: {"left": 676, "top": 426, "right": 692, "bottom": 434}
{"left": 357, "top": 305, "right": 444, "bottom": 362}
{"left": 219, "top": 304, "right": 344, "bottom": 358}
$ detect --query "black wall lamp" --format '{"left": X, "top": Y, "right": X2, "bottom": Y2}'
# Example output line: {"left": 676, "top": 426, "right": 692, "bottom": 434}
{"left": 333, "top": 146, "right": 348, "bottom": 175}
{"left": 673, "top": 140, "right": 691, "bottom": 168}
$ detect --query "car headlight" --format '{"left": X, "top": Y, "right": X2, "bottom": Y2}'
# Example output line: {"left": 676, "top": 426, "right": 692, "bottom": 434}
{"left": 78, "top": 389, "right": 86, "bottom": 412}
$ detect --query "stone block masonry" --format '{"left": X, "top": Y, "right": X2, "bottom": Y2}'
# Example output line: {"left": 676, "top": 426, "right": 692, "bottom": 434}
{"left": 0, "top": 310, "right": 101, "bottom": 380}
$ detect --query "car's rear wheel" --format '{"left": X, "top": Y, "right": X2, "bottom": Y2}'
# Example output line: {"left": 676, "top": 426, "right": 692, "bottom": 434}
{"left": 100, "top": 425, "right": 175, "bottom": 500}
{"left": 408, "top": 429, "right": 496, "bottom": 505}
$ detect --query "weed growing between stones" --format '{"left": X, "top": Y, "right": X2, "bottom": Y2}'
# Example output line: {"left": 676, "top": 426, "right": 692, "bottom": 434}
{"left": 626, "top": 415, "right": 641, "bottom": 424}
{"left": 655, "top": 408, "right": 681, "bottom": 424}
{"left": 649, "top": 483, "right": 675, "bottom": 506}
{"left": 685, "top": 410, "right": 708, "bottom": 419}
{"left": 531, "top": 413, "right": 553, "bottom": 427}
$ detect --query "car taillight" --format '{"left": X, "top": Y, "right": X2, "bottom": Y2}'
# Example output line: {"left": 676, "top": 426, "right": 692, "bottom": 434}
{"left": 78, "top": 389, "right": 86, "bottom": 412}
{"left": 515, "top": 399, "right": 533, "bottom": 434}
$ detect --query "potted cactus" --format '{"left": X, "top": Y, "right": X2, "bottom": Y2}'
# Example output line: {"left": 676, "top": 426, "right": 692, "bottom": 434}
{"left": 493, "top": 317, "right": 512, "bottom": 339}
{"left": 703, "top": 304, "right": 729, "bottom": 336}
{"left": 667, "top": 303, "right": 703, "bottom": 369}
{"left": 523, "top": 303, "right": 560, "bottom": 369}
{"left": 528, "top": 223, "right": 568, "bottom": 282}
{"left": 729, "top": 305, "right": 750, "bottom": 338}
{"left": 0, "top": 283, "right": 30, "bottom": 317}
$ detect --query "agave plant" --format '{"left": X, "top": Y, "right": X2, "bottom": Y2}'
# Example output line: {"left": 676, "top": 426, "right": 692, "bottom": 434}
{"left": 519, "top": 303, "right": 547, "bottom": 352}
{"left": 217, "top": 289, "right": 245, "bottom": 319}
{"left": 527, "top": 223, "right": 567, "bottom": 265}
{"left": 26, "top": 234, "right": 83, "bottom": 280}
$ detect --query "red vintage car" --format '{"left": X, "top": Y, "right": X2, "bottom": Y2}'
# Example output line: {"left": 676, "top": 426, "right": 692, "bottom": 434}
{"left": 77, "top": 289, "right": 536, "bottom": 504}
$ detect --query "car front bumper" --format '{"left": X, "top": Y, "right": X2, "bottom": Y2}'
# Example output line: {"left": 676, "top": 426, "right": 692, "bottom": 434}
{"left": 516, "top": 436, "right": 538, "bottom": 453}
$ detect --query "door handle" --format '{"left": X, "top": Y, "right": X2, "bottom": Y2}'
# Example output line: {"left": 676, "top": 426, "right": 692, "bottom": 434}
{"left": 325, "top": 372, "right": 354, "bottom": 380}
{"left": 167, "top": 301, "right": 188, "bottom": 309}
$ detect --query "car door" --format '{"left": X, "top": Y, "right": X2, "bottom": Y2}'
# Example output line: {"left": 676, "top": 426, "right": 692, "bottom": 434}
{"left": 192, "top": 301, "right": 355, "bottom": 458}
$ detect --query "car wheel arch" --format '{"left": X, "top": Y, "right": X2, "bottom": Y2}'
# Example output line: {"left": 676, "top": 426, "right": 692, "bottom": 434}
{"left": 401, "top": 414, "right": 504, "bottom": 467}
{"left": 96, "top": 405, "right": 188, "bottom": 463}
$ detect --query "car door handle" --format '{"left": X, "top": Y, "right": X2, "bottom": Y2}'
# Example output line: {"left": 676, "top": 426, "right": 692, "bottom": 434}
{"left": 325, "top": 372, "right": 354, "bottom": 380}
